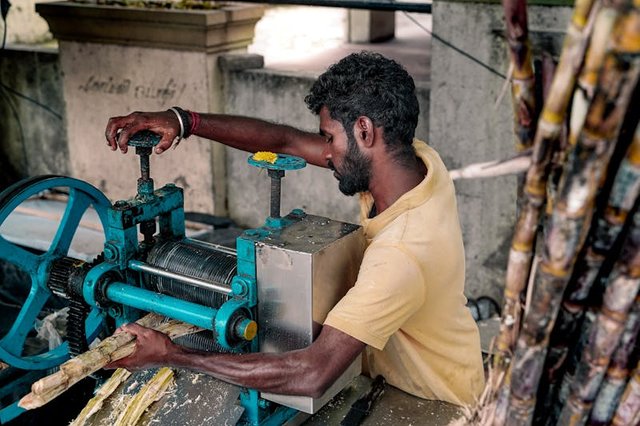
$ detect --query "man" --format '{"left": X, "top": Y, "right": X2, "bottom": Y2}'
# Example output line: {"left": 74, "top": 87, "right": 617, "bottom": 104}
{"left": 105, "top": 52, "right": 484, "bottom": 406}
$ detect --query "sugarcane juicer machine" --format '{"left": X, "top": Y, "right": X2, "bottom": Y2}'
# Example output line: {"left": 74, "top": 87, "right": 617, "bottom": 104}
{"left": 0, "top": 132, "right": 364, "bottom": 424}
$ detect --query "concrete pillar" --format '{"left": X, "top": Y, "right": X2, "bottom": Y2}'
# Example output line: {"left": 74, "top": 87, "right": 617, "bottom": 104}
{"left": 37, "top": 2, "right": 264, "bottom": 215}
{"left": 348, "top": 10, "right": 395, "bottom": 43}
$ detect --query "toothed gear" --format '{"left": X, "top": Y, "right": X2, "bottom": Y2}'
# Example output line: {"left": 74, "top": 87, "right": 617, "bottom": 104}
{"left": 67, "top": 253, "right": 106, "bottom": 356}
{"left": 67, "top": 299, "right": 90, "bottom": 356}
{"left": 47, "top": 257, "right": 85, "bottom": 299}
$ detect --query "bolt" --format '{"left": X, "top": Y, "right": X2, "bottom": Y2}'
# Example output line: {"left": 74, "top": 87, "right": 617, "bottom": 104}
{"left": 104, "top": 244, "right": 118, "bottom": 261}
{"left": 231, "top": 277, "right": 249, "bottom": 297}
{"left": 108, "top": 305, "right": 123, "bottom": 318}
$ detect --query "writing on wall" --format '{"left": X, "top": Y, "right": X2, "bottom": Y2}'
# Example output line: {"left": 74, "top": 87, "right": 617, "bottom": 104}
{"left": 78, "top": 76, "right": 187, "bottom": 105}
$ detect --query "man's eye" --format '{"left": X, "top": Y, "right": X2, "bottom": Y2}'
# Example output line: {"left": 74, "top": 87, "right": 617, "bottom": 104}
{"left": 327, "top": 137, "right": 332, "bottom": 144}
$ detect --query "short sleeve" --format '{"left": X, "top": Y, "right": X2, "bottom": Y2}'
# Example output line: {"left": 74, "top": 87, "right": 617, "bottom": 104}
{"left": 323, "top": 243, "right": 426, "bottom": 350}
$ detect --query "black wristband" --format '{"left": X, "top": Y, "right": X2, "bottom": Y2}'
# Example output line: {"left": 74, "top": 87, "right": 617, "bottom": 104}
{"left": 170, "top": 106, "right": 192, "bottom": 139}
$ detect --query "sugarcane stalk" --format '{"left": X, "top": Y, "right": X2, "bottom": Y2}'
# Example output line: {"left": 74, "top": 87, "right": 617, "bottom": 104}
{"left": 569, "top": 5, "right": 621, "bottom": 148}
{"left": 114, "top": 367, "right": 175, "bottom": 426}
{"left": 558, "top": 207, "right": 640, "bottom": 425}
{"left": 590, "top": 294, "right": 640, "bottom": 425}
{"left": 449, "top": 151, "right": 531, "bottom": 180}
{"left": 503, "top": 0, "right": 537, "bottom": 153}
{"left": 70, "top": 368, "right": 132, "bottom": 426}
{"left": 492, "top": 0, "right": 600, "bottom": 389}
{"left": 611, "top": 360, "right": 640, "bottom": 426}
{"left": 18, "top": 314, "right": 202, "bottom": 410}
{"left": 505, "top": 5, "right": 640, "bottom": 423}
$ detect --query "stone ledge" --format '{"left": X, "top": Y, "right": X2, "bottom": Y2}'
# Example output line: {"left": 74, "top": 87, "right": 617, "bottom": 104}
{"left": 36, "top": 1, "right": 264, "bottom": 52}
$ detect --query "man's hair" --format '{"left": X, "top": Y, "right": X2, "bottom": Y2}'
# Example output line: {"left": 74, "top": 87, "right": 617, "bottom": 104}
{"left": 305, "top": 51, "right": 420, "bottom": 163}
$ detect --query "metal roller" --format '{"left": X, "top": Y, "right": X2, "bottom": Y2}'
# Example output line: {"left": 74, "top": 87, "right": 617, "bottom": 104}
{"left": 144, "top": 238, "right": 237, "bottom": 309}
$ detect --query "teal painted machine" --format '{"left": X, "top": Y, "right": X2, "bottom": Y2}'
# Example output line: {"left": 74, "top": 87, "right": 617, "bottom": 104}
{"left": 0, "top": 132, "right": 364, "bottom": 425}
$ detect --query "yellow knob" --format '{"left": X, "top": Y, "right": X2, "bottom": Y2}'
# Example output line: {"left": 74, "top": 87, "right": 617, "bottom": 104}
{"left": 242, "top": 319, "right": 258, "bottom": 341}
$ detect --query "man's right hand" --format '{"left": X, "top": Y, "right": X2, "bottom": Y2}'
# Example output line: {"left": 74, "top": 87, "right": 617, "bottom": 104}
{"left": 105, "top": 110, "right": 180, "bottom": 154}
{"left": 104, "top": 323, "right": 177, "bottom": 371}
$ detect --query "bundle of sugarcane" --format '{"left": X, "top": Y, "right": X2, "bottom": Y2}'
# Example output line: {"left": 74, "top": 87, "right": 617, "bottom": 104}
{"left": 18, "top": 313, "right": 202, "bottom": 410}
{"left": 537, "top": 106, "right": 640, "bottom": 424}
{"left": 510, "top": 5, "right": 640, "bottom": 424}
{"left": 459, "top": 0, "right": 640, "bottom": 424}
{"left": 490, "top": 0, "right": 600, "bottom": 419}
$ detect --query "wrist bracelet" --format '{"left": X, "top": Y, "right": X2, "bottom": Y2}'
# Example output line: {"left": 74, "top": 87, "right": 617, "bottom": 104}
{"left": 168, "top": 107, "right": 185, "bottom": 141}
{"left": 168, "top": 106, "right": 193, "bottom": 139}
{"left": 188, "top": 110, "right": 201, "bottom": 136}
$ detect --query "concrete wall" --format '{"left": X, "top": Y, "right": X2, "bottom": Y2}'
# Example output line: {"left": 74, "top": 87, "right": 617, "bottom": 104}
{"left": 430, "top": 0, "right": 571, "bottom": 301}
{"left": 0, "top": 46, "right": 69, "bottom": 179}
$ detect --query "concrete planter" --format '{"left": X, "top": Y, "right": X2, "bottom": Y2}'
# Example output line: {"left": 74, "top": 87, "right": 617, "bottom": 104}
{"left": 36, "top": 1, "right": 264, "bottom": 52}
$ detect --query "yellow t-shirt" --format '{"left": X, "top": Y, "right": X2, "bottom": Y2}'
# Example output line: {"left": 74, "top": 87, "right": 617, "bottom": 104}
{"left": 323, "top": 140, "right": 485, "bottom": 406}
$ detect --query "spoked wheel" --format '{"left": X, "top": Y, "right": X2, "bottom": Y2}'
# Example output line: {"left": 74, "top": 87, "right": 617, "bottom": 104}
{"left": 0, "top": 176, "right": 111, "bottom": 370}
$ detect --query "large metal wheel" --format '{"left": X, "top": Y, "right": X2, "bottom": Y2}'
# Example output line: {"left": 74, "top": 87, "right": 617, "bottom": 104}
{"left": 0, "top": 176, "right": 110, "bottom": 370}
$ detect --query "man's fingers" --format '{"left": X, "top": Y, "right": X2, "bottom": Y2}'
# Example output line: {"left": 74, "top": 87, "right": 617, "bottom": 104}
{"left": 106, "top": 110, "right": 180, "bottom": 155}
{"left": 156, "top": 134, "right": 176, "bottom": 154}
{"left": 105, "top": 116, "right": 127, "bottom": 151}
{"left": 116, "top": 121, "right": 150, "bottom": 154}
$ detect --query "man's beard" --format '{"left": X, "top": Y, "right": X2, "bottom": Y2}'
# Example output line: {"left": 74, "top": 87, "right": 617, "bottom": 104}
{"left": 330, "top": 134, "right": 372, "bottom": 196}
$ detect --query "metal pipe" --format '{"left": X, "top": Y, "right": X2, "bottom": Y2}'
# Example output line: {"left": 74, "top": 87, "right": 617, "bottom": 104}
{"left": 188, "top": 239, "right": 237, "bottom": 257}
{"left": 129, "top": 259, "right": 233, "bottom": 295}
{"left": 106, "top": 282, "right": 217, "bottom": 330}
{"left": 232, "top": 0, "right": 431, "bottom": 13}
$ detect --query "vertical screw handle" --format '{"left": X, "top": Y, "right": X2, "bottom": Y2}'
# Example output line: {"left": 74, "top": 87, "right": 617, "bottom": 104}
{"left": 268, "top": 169, "right": 285, "bottom": 218}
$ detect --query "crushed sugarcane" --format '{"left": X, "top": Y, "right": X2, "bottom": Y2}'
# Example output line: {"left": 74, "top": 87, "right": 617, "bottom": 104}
{"left": 18, "top": 313, "right": 202, "bottom": 410}
{"left": 113, "top": 367, "right": 175, "bottom": 426}
{"left": 69, "top": 368, "right": 132, "bottom": 426}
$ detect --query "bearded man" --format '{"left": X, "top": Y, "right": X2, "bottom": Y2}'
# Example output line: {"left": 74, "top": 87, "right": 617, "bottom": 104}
{"left": 105, "top": 51, "right": 484, "bottom": 406}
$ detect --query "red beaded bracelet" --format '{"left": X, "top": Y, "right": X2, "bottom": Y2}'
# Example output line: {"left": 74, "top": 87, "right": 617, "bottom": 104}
{"left": 188, "top": 110, "right": 201, "bottom": 136}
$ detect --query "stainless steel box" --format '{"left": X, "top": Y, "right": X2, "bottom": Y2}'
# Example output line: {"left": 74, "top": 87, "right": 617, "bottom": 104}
{"left": 254, "top": 213, "right": 365, "bottom": 413}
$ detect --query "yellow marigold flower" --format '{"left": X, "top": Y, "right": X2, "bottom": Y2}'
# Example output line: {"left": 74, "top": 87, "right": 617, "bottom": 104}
{"left": 253, "top": 151, "right": 278, "bottom": 164}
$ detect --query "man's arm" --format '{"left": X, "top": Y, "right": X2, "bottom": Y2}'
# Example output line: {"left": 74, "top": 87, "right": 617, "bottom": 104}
{"left": 105, "top": 111, "right": 328, "bottom": 167}
{"left": 107, "top": 323, "right": 365, "bottom": 399}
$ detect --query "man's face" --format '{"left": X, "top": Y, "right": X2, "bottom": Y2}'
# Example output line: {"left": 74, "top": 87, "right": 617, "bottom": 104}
{"left": 319, "top": 107, "right": 372, "bottom": 196}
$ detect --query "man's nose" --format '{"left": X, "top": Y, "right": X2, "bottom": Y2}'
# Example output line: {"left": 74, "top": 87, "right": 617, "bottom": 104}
{"left": 322, "top": 145, "right": 332, "bottom": 162}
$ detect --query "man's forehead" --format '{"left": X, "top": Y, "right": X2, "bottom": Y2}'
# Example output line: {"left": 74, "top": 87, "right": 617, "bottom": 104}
{"left": 319, "top": 106, "right": 343, "bottom": 133}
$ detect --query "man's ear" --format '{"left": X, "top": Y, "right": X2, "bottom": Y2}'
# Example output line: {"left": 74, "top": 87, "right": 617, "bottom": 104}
{"left": 353, "top": 116, "right": 375, "bottom": 148}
